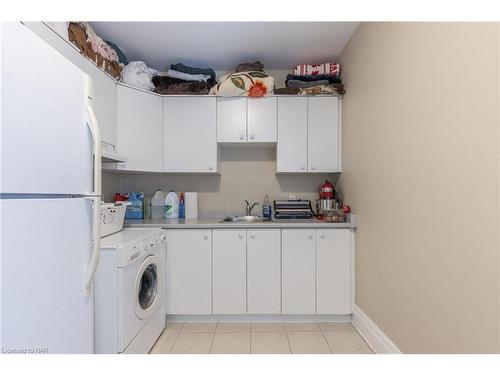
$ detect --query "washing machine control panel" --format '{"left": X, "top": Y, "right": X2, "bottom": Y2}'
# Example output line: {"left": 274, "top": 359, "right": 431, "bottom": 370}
{"left": 118, "top": 230, "right": 167, "bottom": 267}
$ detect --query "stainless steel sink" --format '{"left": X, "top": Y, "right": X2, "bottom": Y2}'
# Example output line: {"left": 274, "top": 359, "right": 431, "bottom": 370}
{"left": 220, "top": 215, "right": 272, "bottom": 223}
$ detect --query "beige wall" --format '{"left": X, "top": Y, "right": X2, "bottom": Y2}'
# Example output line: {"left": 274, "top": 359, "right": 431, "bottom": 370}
{"left": 103, "top": 147, "right": 337, "bottom": 212}
{"left": 339, "top": 22, "right": 500, "bottom": 353}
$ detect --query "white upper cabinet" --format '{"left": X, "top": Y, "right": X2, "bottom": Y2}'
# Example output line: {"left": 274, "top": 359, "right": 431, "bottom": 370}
{"left": 277, "top": 96, "right": 341, "bottom": 173}
{"left": 164, "top": 97, "right": 218, "bottom": 173}
{"left": 212, "top": 229, "right": 247, "bottom": 314}
{"left": 277, "top": 97, "right": 308, "bottom": 172}
{"left": 217, "top": 97, "right": 277, "bottom": 143}
{"left": 307, "top": 97, "right": 341, "bottom": 172}
{"left": 116, "top": 86, "right": 163, "bottom": 172}
{"left": 247, "top": 97, "right": 277, "bottom": 142}
{"left": 217, "top": 98, "right": 247, "bottom": 143}
{"left": 316, "top": 229, "right": 352, "bottom": 314}
{"left": 91, "top": 69, "right": 117, "bottom": 149}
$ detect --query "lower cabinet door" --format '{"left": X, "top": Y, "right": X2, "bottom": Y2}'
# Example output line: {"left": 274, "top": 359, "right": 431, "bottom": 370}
{"left": 316, "top": 229, "right": 352, "bottom": 314}
{"left": 247, "top": 229, "right": 281, "bottom": 314}
{"left": 166, "top": 230, "right": 212, "bottom": 314}
{"left": 213, "top": 229, "right": 247, "bottom": 314}
{"left": 282, "top": 229, "right": 316, "bottom": 314}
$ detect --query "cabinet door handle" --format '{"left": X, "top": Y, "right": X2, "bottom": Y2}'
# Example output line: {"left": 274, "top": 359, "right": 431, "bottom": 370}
{"left": 249, "top": 233, "right": 255, "bottom": 239}
{"left": 239, "top": 134, "right": 244, "bottom": 140}
{"left": 250, "top": 135, "right": 255, "bottom": 140}
{"left": 300, "top": 166, "right": 305, "bottom": 171}
{"left": 319, "top": 233, "right": 325, "bottom": 239}
{"left": 311, "top": 166, "right": 316, "bottom": 171}
{"left": 238, "top": 234, "right": 243, "bottom": 239}
{"left": 308, "top": 234, "right": 314, "bottom": 240}
{"left": 203, "top": 234, "right": 209, "bottom": 240}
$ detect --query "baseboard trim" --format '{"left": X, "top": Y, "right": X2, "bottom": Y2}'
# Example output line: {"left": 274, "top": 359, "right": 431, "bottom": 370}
{"left": 166, "top": 314, "right": 352, "bottom": 322}
{"left": 352, "top": 305, "right": 402, "bottom": 354}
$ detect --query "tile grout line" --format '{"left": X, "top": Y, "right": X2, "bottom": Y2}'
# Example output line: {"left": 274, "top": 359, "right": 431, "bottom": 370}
{"left": 285, "top": 331, "right": 293, "bottom": 354}
{"left": 167, "top": 328, "right": 183, "bottom": 354}
{"left": 208, "top": 322, "right": 218, "bottom": 354}
{"left": 319, "top": 326, "right": 334, "bottom": 354}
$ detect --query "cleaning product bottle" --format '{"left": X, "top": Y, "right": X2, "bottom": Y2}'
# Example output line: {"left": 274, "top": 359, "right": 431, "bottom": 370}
{"left": 164, "top": 190, "right": 179, "bottom": 219}
{"left": 178, "top": 192, "right": 185, "bottom": 219}
{"left": 151, "top": 190, "right": 165, "bottom": 219}
{"left": 125, "top": 192, "right": 144, "bottom": 219}
{"left": 262, "top": 195, "right": 272, "bottom": 219}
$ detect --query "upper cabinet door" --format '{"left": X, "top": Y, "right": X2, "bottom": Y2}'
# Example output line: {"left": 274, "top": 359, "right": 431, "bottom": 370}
{"left": 277, "top": 97, "right": 308, "bottom": 172}
{"left": 91, "top": 69, "right": 117, "bottom": 148}
{"left": 116, "top": 86, "right": 163, "bottom": 172}
{"left": 307, "top": 97, "right": 341, "bottom": 172}
{"left": 247, "top": 97, "right": 277, "bottom": 143}
{"left": 216, "top": 97, "right": 247, "bottom": 142}
{"left": 164, "top": 97, "right": 218, "bottom": 173}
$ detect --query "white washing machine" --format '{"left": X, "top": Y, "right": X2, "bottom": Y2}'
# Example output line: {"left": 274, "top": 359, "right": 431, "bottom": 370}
{"left": 95, "top": 227, "right": 167, "bottom": 353}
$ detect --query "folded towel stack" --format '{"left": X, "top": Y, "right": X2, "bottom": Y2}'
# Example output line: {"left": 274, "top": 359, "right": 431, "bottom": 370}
{"left": 280, "top": 62, "right": 345, "bottom": 96}
{"left": 153, "top": 63, "right": 217, "bottom": 95}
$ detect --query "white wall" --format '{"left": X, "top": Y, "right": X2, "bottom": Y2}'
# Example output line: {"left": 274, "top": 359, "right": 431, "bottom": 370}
{"left": 339, "top": 22, "right": 500, "bottom": 353}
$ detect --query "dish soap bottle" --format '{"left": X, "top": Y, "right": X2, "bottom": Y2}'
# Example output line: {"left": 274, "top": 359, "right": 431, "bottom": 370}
{"left": 164, "top": 190, "right": 179, "bottom": 219}
{"left": 262, "top": 195, "right": 272, "bottom": 219}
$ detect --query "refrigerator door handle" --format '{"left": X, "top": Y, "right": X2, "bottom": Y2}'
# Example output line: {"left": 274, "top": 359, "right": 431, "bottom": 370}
{"left": 83, "top": 196, "right": 101, "bottom": 297}
{"left": 85, "top": 102, "right": 102, "bottom": 196}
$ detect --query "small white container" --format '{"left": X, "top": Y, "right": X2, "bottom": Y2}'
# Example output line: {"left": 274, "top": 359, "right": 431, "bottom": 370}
{"left": 151, "top": 190, "right": 165, "bottom": 219}
{"left": 164, "top": 191, "right": 179, "bottom": 219}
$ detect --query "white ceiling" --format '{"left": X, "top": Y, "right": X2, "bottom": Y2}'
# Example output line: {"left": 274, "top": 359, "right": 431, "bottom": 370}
{"left": 90, "top": 22, "right": 359, "bottom": 71}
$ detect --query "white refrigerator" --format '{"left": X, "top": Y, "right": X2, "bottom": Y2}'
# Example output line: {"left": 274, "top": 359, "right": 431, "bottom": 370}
{"left": 0, "top": 22, "right": 102, "bottom": 353}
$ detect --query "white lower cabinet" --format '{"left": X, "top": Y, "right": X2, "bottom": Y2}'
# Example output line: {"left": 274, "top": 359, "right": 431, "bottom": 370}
{"left": 166, "top": 227, "right": 352, "bottom": 317}
{"left": 165, "top": 230, "right": 212, "bottom": 314}
{"left": 212, "top": 229, "right": 247, "bottom": 314}
{"left": 316, "top": 229, "right": 352, "bottom": 314}
{"left": 281, "top": 229, "right": 316, "bottom": 314}
{"left": 247, "top": 229, "right": 281, "bottom": 314}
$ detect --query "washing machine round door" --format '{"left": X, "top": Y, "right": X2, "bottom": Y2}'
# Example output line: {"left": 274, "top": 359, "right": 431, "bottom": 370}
{"left": 134, "top": 255, "right": 160, "bottom": 320}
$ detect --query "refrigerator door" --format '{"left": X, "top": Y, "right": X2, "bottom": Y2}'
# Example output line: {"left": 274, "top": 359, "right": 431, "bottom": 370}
{"left": 1, "top": 22, "right": 94, "bottom": 195}
{"left": 0, "top": 198, "right": 94, "bottom": 353}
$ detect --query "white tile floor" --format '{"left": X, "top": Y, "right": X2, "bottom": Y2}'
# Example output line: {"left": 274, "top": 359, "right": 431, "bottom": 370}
{"left": 150, "top": 322, "right": 374, "bottom": 354}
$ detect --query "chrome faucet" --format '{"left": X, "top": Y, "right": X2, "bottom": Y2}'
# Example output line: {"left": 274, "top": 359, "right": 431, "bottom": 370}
{"left": 245, "top": 200, "right": 260, "bottom": 216}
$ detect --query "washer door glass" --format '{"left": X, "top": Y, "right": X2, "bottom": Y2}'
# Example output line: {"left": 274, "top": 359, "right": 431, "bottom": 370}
{"left": 138, "top": 263, "right": 157, "bottom": 310}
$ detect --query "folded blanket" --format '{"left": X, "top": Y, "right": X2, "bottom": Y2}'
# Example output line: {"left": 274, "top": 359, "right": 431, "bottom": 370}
{"left": 152, "top": 76, "right": 211, "bottom": 95}
{"left": 166, "top": 69, "right": 211, "bottom": 82}
{"left": 210, "top": 71, "right": 274, "bottom": 97}
{"left": 235, "top": 61, "right": 265, "bottom": 72}
{"left": 274, "top": 87, "right": 301, "bottom": 95}
{"left": 293, "top": 63, "right": 340, "bottom": 76}
{"left": 170, "top": 63, "right": 216, "bottom": 82}
{"left": 121, "top": 61, "right": 158, "bottom": 91}
{"left": 298, "top": 84, "right": 345, "bottom": 96}
{"left": 286, "top": 74, "right": 342, "bottom": 87}
{"left": 287, "top": 79, "right": 329, "bottom": 88}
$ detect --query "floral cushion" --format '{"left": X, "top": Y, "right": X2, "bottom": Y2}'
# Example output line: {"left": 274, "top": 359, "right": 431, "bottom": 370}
{"left": 210, "top": 71, "right": 274, "bottom": 97}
